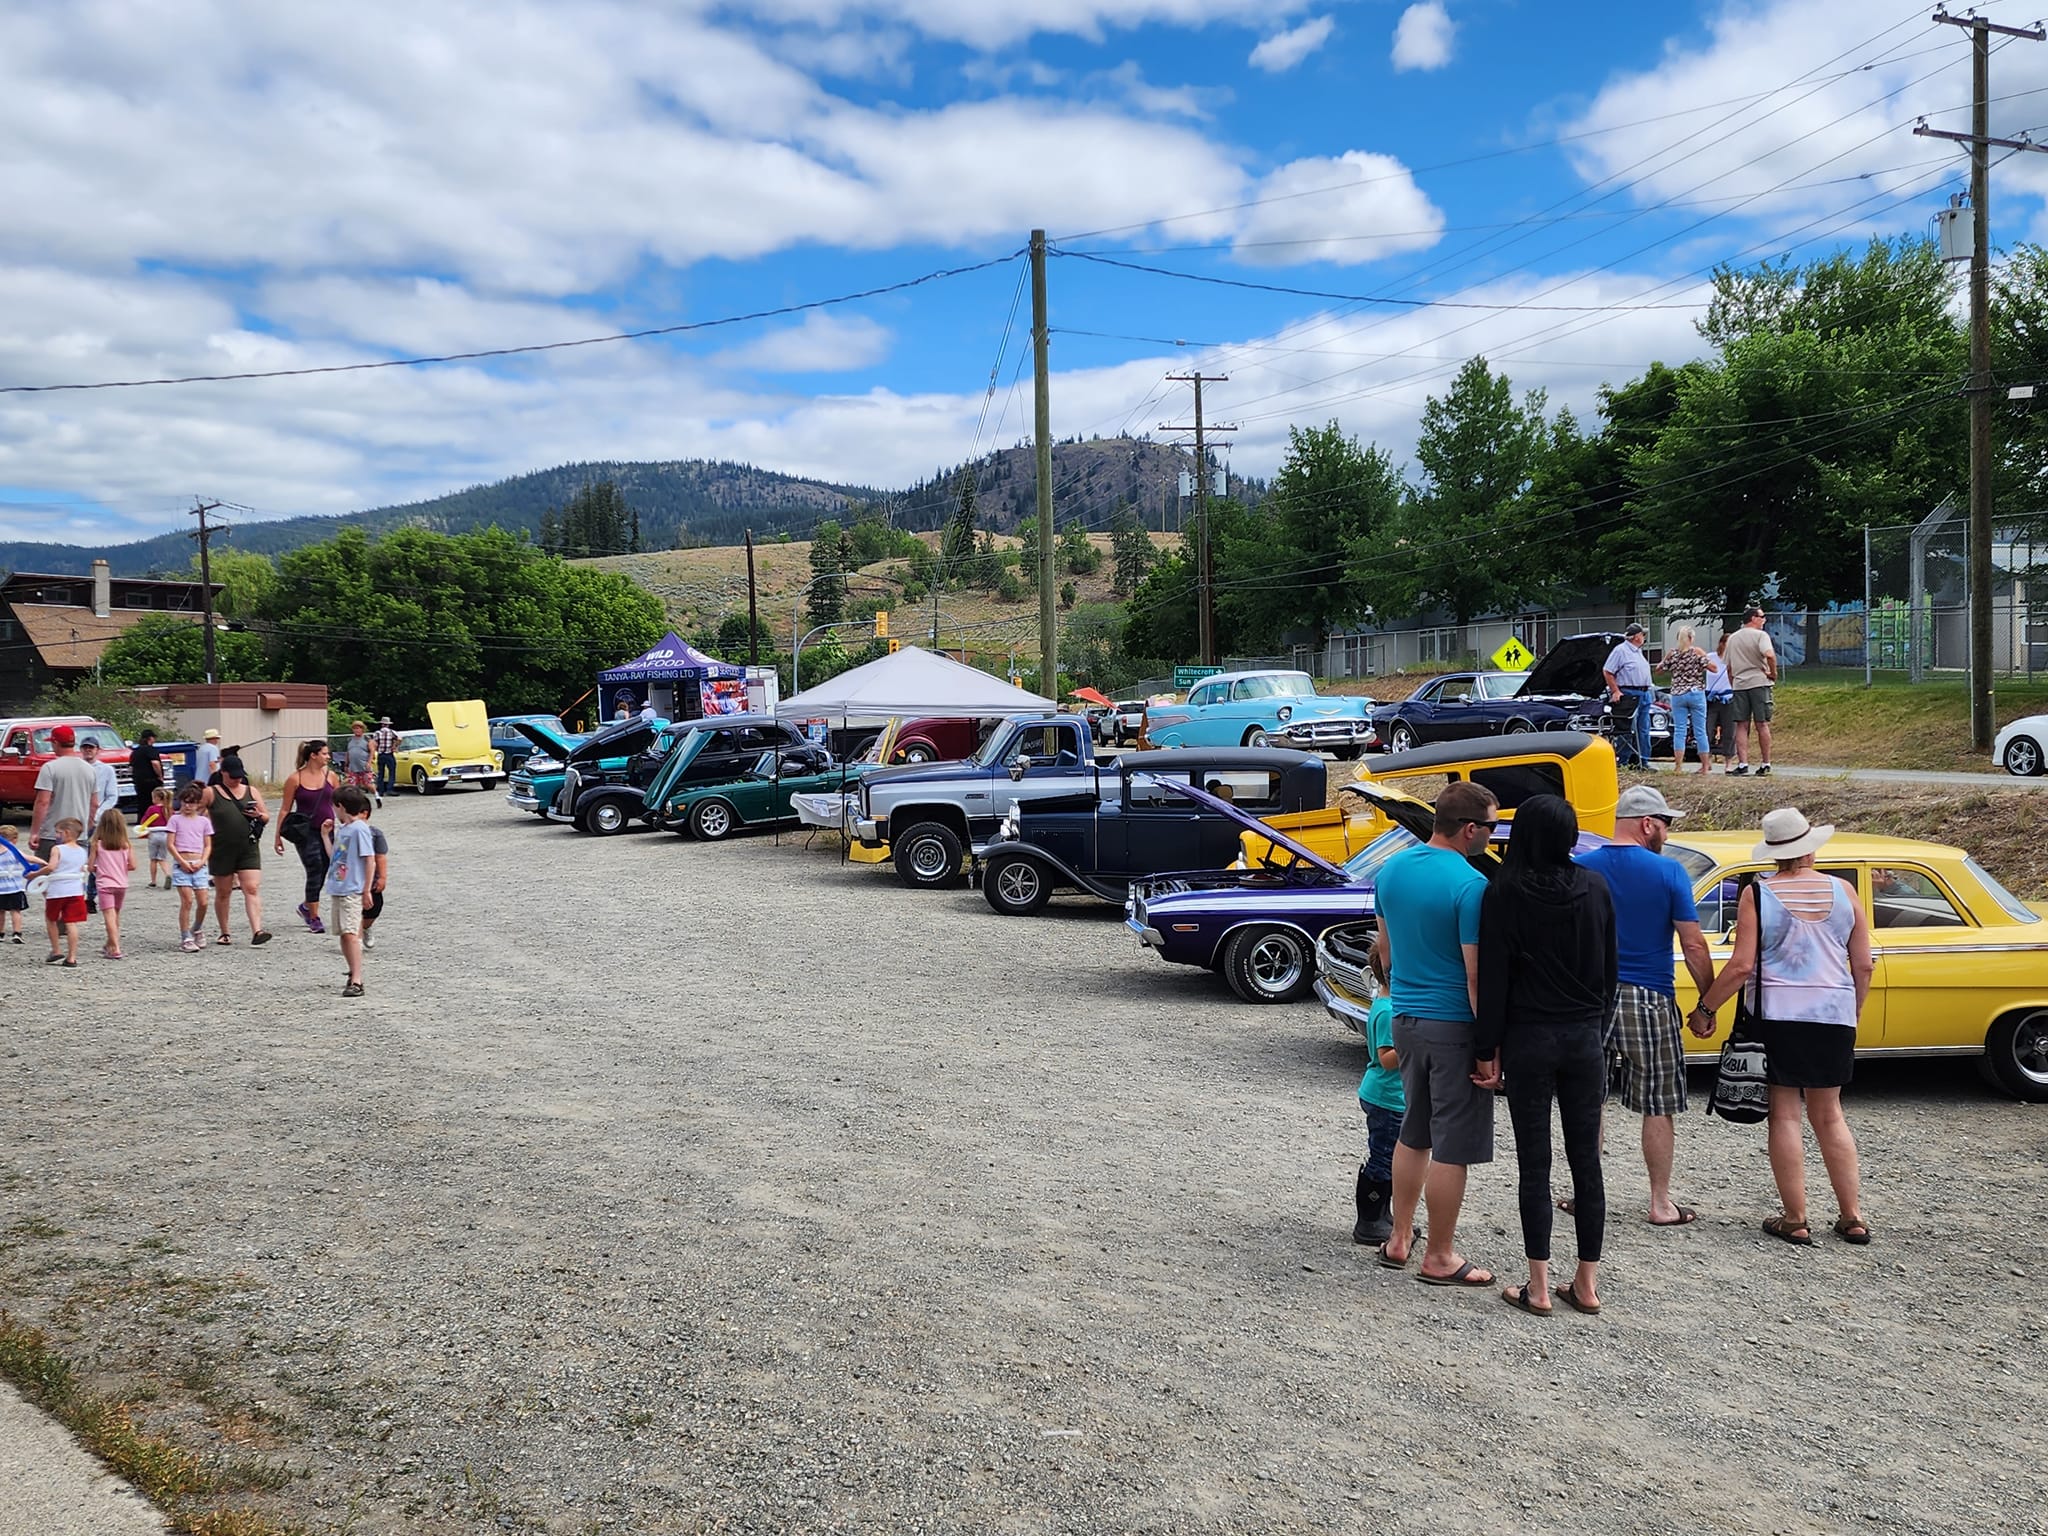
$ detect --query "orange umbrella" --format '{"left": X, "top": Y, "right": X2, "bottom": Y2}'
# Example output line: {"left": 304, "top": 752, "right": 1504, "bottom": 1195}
{"left": 1068, "top": 687, "right": 1113, "bottom": 707}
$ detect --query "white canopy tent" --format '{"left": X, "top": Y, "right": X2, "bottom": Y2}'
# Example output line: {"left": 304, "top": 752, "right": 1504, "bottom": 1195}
{"left": 776, "top": 646, "right": 1055, "bottom": 720}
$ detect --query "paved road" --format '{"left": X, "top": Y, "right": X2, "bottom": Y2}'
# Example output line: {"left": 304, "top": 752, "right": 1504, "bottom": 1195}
{"left": 0, "top": 1384, "right": 165, "bottom": 1535}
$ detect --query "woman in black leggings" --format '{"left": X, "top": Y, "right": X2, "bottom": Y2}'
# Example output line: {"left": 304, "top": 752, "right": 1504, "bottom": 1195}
{"left": 1474, "top": 794, "right": 1617, "bottom": 1317}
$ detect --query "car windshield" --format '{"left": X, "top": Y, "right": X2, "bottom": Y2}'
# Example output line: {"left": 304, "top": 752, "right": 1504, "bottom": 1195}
{"left": 1233, "top": 673, "right": 1316, "bottom": 700}
{"left": 972, "top": 725, "right": 1023, "bottom": 768}
{"left": 1343, "top": 825, "right": 1422, "bottom": 880}
{"left": 1478, "top": 672, "right": 1530, "bottom": 700}
{"left": 1965, "top": 857, "right": 2040, "bottom": 923}
{"left": 400, "top": 732, "right": 434, "bottom": 750}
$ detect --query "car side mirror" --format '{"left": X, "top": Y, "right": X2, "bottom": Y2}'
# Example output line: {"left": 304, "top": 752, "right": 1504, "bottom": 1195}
{"left": 1008, "top": 754, "right": 1032, "bottom": 782}
{"left": 0, "top": 745, "right": 18, "bottom": 757}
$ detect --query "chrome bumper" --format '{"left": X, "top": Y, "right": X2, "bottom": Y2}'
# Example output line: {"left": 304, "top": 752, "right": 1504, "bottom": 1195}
{"left": 1315, "top": 976, "right": 1375, "bottom": 1037}
{"left": 1281, "top": 719, "right": 1375, "bottom": 747}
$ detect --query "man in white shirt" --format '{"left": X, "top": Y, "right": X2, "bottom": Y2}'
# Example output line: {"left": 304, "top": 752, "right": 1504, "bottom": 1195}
{"left": 79, "top": 738, "right": 119, "bottom": 823}
{"left": 1601, "top": 624, "right": 1655, "bottom": 770}
{"left": 1722, "top": 606, "right": 1779, "bottom": 777}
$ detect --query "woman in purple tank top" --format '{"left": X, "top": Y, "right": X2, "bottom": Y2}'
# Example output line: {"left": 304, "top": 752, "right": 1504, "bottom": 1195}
{"left": 276, "top": 739, "right": 340, "bottom": 933}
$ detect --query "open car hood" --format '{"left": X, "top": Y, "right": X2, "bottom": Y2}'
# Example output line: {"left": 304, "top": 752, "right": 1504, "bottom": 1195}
{"left": 508, "top": 718, "right": 583, "bottom": 756}
{"left": 1515, "top": 633, "right": 1626, "bottom": 700}
{"left": 1145, "top": 775, "right": 1349, "bottom": 878}
{"left": 426, "top": 700, "right": 493, "bottom": 760}
{"left": 1338, "top": 778, "right": 1441, "bottom": 841}
{"left": 566, "top": 717, "right": 661, "bottom": 764}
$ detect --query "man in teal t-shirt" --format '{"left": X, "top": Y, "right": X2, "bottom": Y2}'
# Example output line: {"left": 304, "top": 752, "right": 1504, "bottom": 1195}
{"left": 1370, "top": 781, "right": 1497, "bottom": 1289}
{"left": 1353, "top": 995, "right": 1405, "bottom": 1244}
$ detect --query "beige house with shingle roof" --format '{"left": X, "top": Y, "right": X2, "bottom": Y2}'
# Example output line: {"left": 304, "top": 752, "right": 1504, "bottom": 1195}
{"left": 0, "top": 561, "right": 217, "bottom": 711}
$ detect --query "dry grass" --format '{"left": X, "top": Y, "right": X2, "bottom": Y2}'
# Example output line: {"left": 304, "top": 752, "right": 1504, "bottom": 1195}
{"left": 0, "top": 1312, "right": 301, "bottom": 1536}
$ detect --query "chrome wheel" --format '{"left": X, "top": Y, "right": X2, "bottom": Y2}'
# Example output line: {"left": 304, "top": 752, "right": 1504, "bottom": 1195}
{"left": 1248, "top": 932, "right": 1305, "bottom": 992}
{"left": 1505, "top": 720, "right": 1534, "bottom": 735}
{"left": 589, "top": 801, "right": 627, "bottom": 835}
{"left": 903, "top": 745, "right": 935, "bottom": 764}
{"left": 1389, "top": 723, "right": 1416, "bottom": 753}
{"left": 2005, "top": 737, "right": 2043, "bottom": 777}
{"left": 412, "top": 767, "right": 429, "bottom": 795}
{"left": 1986, "top": 1008, "right": 2048, "bottom": 1101}
{"left": 1243, "top": 727, "right": 1272, "bottom": 748}
{"left": 692, "top": 800, "right": 735, "bottom": 839}
{"left": 985, "top": 856, "right": 1049, "bottom": 915}
{"left": 1222, "top": 925, "right": 1313, "bottom": 1003}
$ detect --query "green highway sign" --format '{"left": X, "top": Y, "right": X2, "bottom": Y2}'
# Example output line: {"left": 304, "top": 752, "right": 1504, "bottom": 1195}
{"left": 1173, "top": 665, "right": 1222, "bottom": 688}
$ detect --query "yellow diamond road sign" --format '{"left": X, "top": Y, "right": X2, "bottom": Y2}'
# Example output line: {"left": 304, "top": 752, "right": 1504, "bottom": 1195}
{"left": 1492, "top": 636, "right": 1535, "bottom": 672}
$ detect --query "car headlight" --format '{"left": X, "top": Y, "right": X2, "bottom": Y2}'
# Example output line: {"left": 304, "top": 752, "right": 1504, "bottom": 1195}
{"left": 1276, "top": 705, "right": 1293, "bottom": 723}
{"left": 429, "top": 753, "right": 441, "bottom": 766}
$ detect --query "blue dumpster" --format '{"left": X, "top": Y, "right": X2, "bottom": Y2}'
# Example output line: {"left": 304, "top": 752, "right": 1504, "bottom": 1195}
{"left": 153, "top": 740, "right": 199, "bottom": 788}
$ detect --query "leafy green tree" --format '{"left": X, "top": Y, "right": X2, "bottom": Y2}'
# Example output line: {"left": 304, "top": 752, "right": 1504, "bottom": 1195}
{"left": 258, "top": 526, "right": 662, "bottom": 720}
{"left": 189, "top": 547, "right": 277, "bottom": 620}
{"left": 807, "top": 520, "right": 847, "bottom": 626}
{"left": 1059, "top": 580, "right": 1077, "bottom": 610}
{"left": 1369, "top": 359, "right": 1551, "bottom": 624}
{"left": 1109, "top": 502, "right": 1157, "bottom": 597}
{"left": 1064, "top": 602, "right": 1130, "bottom": 688}
{"left": 1628, "top": 239, "right": 1963, "bottom": 616}
{"left": 98, "top": 614, "right": 271, "bottom": 685}
{"left": 1122, "top": 551, "right": 1196, "bottom": 663}
{"left": 1237, "top": 422, "right": 1401, "bottom": 652}
{"left": 33, "top": 681, "right": 169, "bottom": 741}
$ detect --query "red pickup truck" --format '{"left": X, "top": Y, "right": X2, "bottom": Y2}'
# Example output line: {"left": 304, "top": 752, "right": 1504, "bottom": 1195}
{"left": 0, "top": 717, "right": 135, "bottom": 811}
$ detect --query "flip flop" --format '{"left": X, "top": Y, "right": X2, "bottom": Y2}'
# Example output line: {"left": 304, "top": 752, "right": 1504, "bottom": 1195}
{"left": 1762, "top": 1215, "right": 1813, "bottom": 1246}
{"left": 1648, "top": 1207, "right": 1699, "bottom": 1227}
{"left": 1501, "top": 1284, "right": 1551, "bottom": 1317}
{"left": 1556, "top": 1197, "right": 1575, "bottom": 1215}
{"left": 1416, "top": 1260, "right": 1494, "bottom": 1288}
{"left": 216, "top": 933, "right": 232, "bottom": 946}
{"left": 1553, "top": 1284, "right": 1601, "bottom": 1316}
{"left": 1375, "top": 1241, "right": 1410, "bottom": 1270}
{"left": 1832, "top": 1216, "right": 1873, "bottom": 1246}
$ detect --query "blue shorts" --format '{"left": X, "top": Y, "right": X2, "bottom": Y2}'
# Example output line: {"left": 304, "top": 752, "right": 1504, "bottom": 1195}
{"left": 172, "top": 866, "right": 210, "bottom": 890}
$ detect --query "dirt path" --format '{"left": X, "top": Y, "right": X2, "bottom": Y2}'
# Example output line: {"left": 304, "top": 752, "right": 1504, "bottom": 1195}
{"left": 1, "top": 791, "right": 2041, "bottom": 1533}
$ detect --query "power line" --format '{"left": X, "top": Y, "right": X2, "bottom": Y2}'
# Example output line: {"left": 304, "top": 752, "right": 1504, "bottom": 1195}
{"left": 0, "top": 252, "right": 1024, "bottom": 395}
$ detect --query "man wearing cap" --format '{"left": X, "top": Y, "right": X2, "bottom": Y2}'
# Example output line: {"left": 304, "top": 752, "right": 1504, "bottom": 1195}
{"left": 372, "top": 716, "right": 397, "bottom": 805}
{"left": 195, "top": 728, "right": 223, "bottom": 787}
{"left": 1577, "top": 784, "right": 1719, "bottom": 1226}
{"left": 80, "top": 737, "right": 118, "bottom": 815}
{"left": 30, "top": 725, "right": 96, "bottom": 860}
{"left": 1602, "top": 624, "right": 1655, "bottom": 770}
{"left": 1723, "top": 605, "right": 1778, "bottom": 776}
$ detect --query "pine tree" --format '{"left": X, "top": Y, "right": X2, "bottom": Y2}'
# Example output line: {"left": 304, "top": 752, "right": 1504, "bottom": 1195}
{"left": 808, "top": 520, "right": 847, "bottom": 627}
{"left": 1110, "top": 502, "right": 1157, "bottom": 598}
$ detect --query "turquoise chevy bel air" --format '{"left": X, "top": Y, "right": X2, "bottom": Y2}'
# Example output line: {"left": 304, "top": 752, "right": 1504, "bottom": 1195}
{"left": 1141, "top": 670, "right": 1375, "bottom": 758}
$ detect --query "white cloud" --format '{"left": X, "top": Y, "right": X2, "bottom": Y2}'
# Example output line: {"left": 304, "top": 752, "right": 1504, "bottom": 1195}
{"left": 1235, "top": 152, "right": 1445, "bottom": 265}
{"left": 712, "top": 313, "right": 894, "bottom": 374}
{"left": 741, "top": 0, "right": 1309, "bottom": 51}
{"left": 1558, "top": 0, "right": 2048, "bottom": 239}
{"left": 1249, "top": 16, "right": 1335, "bottom": 74}
{"left": 1391, "top": 2, "right": 1455, "bottom": 72}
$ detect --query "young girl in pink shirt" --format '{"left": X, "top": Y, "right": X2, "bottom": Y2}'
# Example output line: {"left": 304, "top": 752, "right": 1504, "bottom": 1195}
{"left": 89, "top": 808, "right": 136, "bottom": 960}
{"left": 168, "top": 783, "right": 213, "bottom": 951}
{"left": 91, "top": 806, "right": 138, "bottom": 962}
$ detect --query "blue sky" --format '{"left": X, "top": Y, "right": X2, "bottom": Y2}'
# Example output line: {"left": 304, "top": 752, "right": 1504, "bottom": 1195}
{"left": 1, "top": 0, "right": 2039, "bottom": 545}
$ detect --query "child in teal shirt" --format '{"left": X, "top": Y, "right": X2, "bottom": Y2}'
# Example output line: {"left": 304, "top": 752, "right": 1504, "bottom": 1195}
{"left": 1354, "top": 995, "right": 1406, "bottom": 1244}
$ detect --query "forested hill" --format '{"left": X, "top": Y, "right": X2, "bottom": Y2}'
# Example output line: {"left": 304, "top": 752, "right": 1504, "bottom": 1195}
{"left": 5, "top": 437, "right": 1259, "bottom": 576}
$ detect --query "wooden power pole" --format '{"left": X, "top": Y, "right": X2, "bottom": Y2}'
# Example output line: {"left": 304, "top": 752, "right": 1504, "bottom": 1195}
{"left": 1917, "top": 8, "right": 2048, "bottom": 750}
{"left": 1031, "top": 230, "right": 1057, "bottom": 688}
{"left": 744, "top": 528, "right": 760, "bottom": 667}
{"left": 1162, "top": 376, "right": 1235, "bottom": 666}
{"left": 187, "top": 498, "right": 224, "bottom": 684}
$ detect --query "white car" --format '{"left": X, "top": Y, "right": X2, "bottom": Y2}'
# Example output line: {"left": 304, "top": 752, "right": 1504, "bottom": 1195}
{"left": 1994, "top": 715, "right": 2048, "bottom": 776}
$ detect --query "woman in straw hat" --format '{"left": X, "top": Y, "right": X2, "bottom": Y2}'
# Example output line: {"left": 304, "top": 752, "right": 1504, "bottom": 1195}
{"left": 1694, "top": 808, "right": 1875, "bottom": 1245}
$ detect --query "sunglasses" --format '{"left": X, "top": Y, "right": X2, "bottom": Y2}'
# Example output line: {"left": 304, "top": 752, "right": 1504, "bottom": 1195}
{"left": 1465, "top": 818, "right": 1500, "bottom": 832}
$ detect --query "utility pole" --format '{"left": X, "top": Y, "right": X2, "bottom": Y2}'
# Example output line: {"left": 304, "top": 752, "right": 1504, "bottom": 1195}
{"left": 744, "top": 528, "right": 760, "bottom": 667}
{"left": 187, "top": 498, "right": 224, "bottom": 685}
{"left": 1031, "top": 230, "right": 1058, "bottom": 688}
{"left": 1917, "top": 8, "right": 2048, "bottom": 750}
{"left": 1162, "top": 376, "right": 1236, "bottom": 666}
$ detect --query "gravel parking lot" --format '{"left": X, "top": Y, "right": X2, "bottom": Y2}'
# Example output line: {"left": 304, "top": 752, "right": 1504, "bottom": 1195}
{"left": 2, "top": 789, "right": 2044, "bottom": 1535}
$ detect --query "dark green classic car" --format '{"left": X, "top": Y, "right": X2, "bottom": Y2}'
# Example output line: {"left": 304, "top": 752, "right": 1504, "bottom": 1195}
{"left": 648, "top": 746, "right": 869, "bottom": 839}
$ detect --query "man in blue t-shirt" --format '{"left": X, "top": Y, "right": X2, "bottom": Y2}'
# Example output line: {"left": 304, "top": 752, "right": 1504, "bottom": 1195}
{"left": 1371, "top": 780, "right": 1497, "bottom": 1289}
{"left": 1576, "top": 783, "right": 1718, "bottom": 1226}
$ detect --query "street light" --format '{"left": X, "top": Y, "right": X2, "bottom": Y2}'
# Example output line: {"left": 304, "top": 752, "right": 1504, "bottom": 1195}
{"left": 790, "top": 571, "right": 903, "bottom": 692}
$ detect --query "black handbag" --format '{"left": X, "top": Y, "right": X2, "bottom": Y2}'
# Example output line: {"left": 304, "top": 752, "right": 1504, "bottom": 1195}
{"left": 1707, "top": 993, "right": 1770, "bottom": 1124}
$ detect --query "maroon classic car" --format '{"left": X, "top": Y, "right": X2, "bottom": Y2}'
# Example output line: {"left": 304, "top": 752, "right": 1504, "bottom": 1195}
{"left": 880, "top": 717, "right": 992, "bottom": 765}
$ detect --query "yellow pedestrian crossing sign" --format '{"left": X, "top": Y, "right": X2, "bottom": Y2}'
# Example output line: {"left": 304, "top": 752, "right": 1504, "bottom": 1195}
{"left": 1491, "top": 636, "right": 1535, "bottom": 672}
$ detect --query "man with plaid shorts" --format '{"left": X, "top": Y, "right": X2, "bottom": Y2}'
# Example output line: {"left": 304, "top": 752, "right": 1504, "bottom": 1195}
{"left": 1577, "top": 784, "right": 1718, "bottom": 1226}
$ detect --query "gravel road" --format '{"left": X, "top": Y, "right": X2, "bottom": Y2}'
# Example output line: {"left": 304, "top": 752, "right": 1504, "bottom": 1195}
{"left": 1, "top": 790, "right": 2043, "bottom": 1535}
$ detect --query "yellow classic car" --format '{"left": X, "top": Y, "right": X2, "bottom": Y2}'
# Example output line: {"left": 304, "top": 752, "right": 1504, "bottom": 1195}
{"left": 393, "top": 701, "right": 503, "bottom": 793}
{"left": 1316, "top": 828, "right": 2048, "bottom": 1101}
{"left": 1239, "top": 731, "right": 1619, "bottom": 868}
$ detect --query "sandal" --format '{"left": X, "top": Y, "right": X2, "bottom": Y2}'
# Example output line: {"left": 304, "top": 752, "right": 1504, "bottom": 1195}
{"left": 1501, "top": 1284, "right": 1552, "bottom": 1317}
{"left": 216, "top": 932, "right": 232, "bottom": 946}
{"left": 251, "top": 931, "right": 273, "bottom": 945}
{"left": 1832, "top": 1216, "right": 1872, "bottom": 1246}
{"left": 1553, "top": 1283, "right": 1601, "bottom": 1316}
{"left": 1416, "top": 1260, "right": 1495, "bottom": 1288}
{"left": 1762, "top": 1215, "right": 1813, "bottom": 1246}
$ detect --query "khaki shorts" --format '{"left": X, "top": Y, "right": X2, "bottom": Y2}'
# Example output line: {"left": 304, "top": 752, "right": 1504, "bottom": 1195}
{"left": 1732, "top": 685, "right": 1773, "bottom": 723}
{"left": 328, "top": 893, "right": 363, "bottom": 936}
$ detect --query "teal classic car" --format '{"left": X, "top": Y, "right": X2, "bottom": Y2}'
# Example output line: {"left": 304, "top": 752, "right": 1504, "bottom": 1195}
{"left": 1141, "top": 670, "right": 1376, "bottom": 758}
{"left": 646, "top": 743, "right": 863, "bottom": 838}
{"left": 505, "top": 716, "right": 654, "bottom": 818}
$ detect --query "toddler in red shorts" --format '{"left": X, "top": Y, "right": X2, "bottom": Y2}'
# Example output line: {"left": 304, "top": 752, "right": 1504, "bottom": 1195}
{"left": 33, "top": 817, "right": 89, "bottom": 966}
